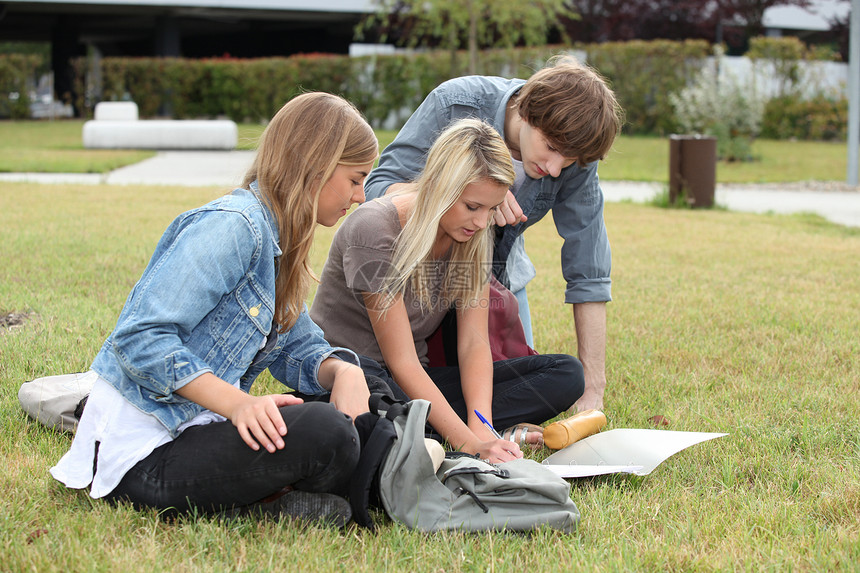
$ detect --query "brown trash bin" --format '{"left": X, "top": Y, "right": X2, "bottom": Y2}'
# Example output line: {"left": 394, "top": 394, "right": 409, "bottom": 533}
{"left": 669, "top": 135, "right": 717, "bottom": 208}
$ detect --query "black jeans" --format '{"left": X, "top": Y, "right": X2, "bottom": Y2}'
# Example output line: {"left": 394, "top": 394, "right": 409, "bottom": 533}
{"left": 105, "top": 401, "right": 359, "bottom": 515}
{"left": 358, "top": 353, "right": 584, "bottom": 435}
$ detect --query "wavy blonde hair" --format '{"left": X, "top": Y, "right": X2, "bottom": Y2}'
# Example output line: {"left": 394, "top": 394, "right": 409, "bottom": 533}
{"left": 385, "top": 118, "right": 514, "bottom": 311}
{"left": 243, "top": 92, "right": 378, "bottom": 331}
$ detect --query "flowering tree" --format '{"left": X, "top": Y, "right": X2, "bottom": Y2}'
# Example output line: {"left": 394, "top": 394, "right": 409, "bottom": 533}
{"left": 669, "top": 47, "right": 766, "bottom": 161}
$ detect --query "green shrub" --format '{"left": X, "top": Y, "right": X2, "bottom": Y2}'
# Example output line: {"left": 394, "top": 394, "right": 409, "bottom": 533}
{"left": 0, "top": 54, "right": 41, "bottom": 119}
{"left": 70, "top": 47, "right": 563, "bottom": 125}
{"left": 71, "top": 41, "right": 711, "bottom": 132}
{"left": 748, "top": 36, "right": 818, "bottom": 98}
{"left": 747, "top": 36, "right": 847, "bottom": 142}
{"left": 761, "top": 94, "right": 847, "bottom": 141}
{"left": 582, "top": 39, "right": 711, "bottom": 135}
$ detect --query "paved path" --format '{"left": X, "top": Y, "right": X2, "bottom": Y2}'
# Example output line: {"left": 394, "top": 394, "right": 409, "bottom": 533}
{"left": 601, "top": 181, "right": 860, "bottom": 228}
{"left": 2, "top": 151, "right": 859, "bottom": 228}
{"left": 0, "top": 150, "right": 255, "bottom": 188}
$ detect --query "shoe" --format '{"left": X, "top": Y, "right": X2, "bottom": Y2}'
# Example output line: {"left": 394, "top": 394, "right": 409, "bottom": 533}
{"left": 275, "top": 490, "right": 352, "bottom": 528}
{"left": 501, "top": 423, "right": 545, "bottom": 448}
{"left": 223, "top": 489, "right": 353, "bottom": 528}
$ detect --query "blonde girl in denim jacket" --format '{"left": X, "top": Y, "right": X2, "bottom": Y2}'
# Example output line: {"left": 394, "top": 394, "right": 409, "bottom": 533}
{"left": 51, "top": 93, "right": 378, "bottom": 526}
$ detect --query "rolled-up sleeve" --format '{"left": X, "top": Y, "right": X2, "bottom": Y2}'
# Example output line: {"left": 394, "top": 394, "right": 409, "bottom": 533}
{"left": 268, "top": 307, "right": 360, "bottom": 396}
{"left": 552, "top": 162, "right": 612, "bottom": 304}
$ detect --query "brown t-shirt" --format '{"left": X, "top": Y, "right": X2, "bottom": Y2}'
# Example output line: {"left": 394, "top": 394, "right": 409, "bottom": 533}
{"left": 310, "top": 197, "right": 448, "bottom": 367}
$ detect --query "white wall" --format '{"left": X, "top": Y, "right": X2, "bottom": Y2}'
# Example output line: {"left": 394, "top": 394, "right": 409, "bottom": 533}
{"left": 719, "top": 55, "right": 848, "bottom": 99}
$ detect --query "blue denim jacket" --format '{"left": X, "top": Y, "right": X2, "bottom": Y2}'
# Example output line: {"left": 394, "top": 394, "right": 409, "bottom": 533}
{"left": 365, "top": 75, "right": 611, "bottom": 303}
{"left": 91, "top": 184, "right": 358, "bottom": 437}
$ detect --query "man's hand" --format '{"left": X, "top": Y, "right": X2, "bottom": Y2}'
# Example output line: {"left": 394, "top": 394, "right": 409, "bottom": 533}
{"left": 493, "top": 190, "right": 528, "bottom": 226}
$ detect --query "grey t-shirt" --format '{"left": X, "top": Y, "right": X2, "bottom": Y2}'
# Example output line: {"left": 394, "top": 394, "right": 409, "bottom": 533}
{"left": 310, "top": 197, "right": 449, "bottom": 367}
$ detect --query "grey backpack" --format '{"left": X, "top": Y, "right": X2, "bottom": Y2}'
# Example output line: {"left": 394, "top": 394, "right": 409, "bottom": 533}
{"left": 350, "top": 396, "right": 580, "bottom": 533}
{"left": 18, "top": 371, "right": 96, "bottom": 433}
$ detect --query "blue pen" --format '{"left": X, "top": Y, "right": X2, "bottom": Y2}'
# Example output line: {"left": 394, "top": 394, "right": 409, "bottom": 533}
{"left": 474, "top": 409, "right": 503, "bottom": 439}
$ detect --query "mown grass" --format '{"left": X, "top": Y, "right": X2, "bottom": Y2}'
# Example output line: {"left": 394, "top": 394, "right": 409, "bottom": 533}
{"left": 1, "top": 181, "right": 858, "bottom": 571}
{"left": 0, "top": 119, "right": 848, "bottom": 184}
{"left": 0, "top": 120, "right": 154, "bottom": 173}
{"left": 602, "top": 135, "right": 849, "bottom": 184}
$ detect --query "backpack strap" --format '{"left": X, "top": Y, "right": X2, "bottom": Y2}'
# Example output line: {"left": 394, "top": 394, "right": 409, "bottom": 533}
{"left": 348, "top": 393, "right": 409, "bottom": 530}
{"left": 369, "top": 392, "right": 407, "bottom": 420}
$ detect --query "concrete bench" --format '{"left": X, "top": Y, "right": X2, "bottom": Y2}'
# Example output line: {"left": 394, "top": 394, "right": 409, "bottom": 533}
{"left": 83, "top": 119, "right": 238, "bottom": 150}
{"left": 83, "top": 101, "right": 238, "bottom": 150}
{"left": 93, "top": 101, "right": 139, "bottom": 121}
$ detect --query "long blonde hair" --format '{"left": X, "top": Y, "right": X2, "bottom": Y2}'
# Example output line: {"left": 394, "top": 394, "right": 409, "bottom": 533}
{"left": 385, "top": 118, "right": 514, "bottom": 311}
{"left": 243, "top": 92, "right": 378, "bottom": 331}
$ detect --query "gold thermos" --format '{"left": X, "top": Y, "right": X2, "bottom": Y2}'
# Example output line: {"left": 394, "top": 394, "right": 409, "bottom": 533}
{"left": 543, "top": 409, "right": 607, "bottom": 450}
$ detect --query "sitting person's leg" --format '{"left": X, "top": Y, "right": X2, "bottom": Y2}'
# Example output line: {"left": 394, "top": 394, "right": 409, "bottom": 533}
{"left": 428, "top": 354, "right": 584, "bottom": 439}
{"left": 105, "top": 401, "right": 359, "bottom": 515}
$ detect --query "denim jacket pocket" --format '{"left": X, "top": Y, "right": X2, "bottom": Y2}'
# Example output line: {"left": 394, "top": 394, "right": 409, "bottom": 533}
{"left": 202, "top": 279, "right": 274, "bottom": 378}
{"left": 234, "top": 279, "right": 274, "bottom": 335}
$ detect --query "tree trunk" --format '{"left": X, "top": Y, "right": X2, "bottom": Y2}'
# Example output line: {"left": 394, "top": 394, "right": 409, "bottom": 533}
{"left": 468, "top": 0, "right": 478, "bottom": 74}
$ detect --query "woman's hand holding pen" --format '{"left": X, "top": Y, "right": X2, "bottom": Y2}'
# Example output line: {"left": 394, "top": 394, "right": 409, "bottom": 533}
{"left": 467, "top": 410, "right": 521, "bottom": 462}
{"left": 470, "top": 409, "right": 523, "bottom": 463}
{"left": 471, "top": 437, "right": 523, "bottom": 464}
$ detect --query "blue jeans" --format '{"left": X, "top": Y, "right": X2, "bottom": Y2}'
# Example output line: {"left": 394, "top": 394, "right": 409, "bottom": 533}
{"left": 104, "top": 402, "right": 359, "bottom": 515}
{"left": 513, "top": 286, "right": 534, "bottom": 347}
{"left": 358, "top": 353, "right": 584, "bottom": 435}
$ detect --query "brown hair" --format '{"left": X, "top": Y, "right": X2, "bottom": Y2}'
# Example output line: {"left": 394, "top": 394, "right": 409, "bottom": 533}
{"left": 242, "top": 92, "right": 378, "bottom": 331}
{"left": 514, "top": 55, "right": 623, "bottom": 165}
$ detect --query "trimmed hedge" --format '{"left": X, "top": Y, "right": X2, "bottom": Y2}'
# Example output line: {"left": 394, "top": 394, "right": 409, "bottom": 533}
{"left": 70, "top": 47, "right": 563, "bottom": 127}
{"left": 69, "top": 42, "right": 710, "bottom": 135}
{"left": 2, "top": 40, "right": 848, "bottom": 142}
{"left": 581, "top": 39, "right": 711, "bottom": 135}
{"left": 761, "top": 94, "right": 847, "bottom": 141}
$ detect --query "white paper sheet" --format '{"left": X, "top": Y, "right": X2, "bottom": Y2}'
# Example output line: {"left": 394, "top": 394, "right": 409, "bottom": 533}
{"left": 543, "top": 464, "right": 644, "bottom": 478}
{"left": 542, "top": 429, "right": 728, "bottom": 477}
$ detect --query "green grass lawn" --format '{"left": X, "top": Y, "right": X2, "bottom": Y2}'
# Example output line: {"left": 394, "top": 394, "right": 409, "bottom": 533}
{"left": 602, "top": 135, "right": 849, "bottom": 184}
{"left": 0, "top": 119, "right": 849, "bottom": 184}
{"left": 0, "top": 120, "right": 154, "bottom": 173}
{"left": 1, "top": 182, "right": 857, "bottom": 570}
